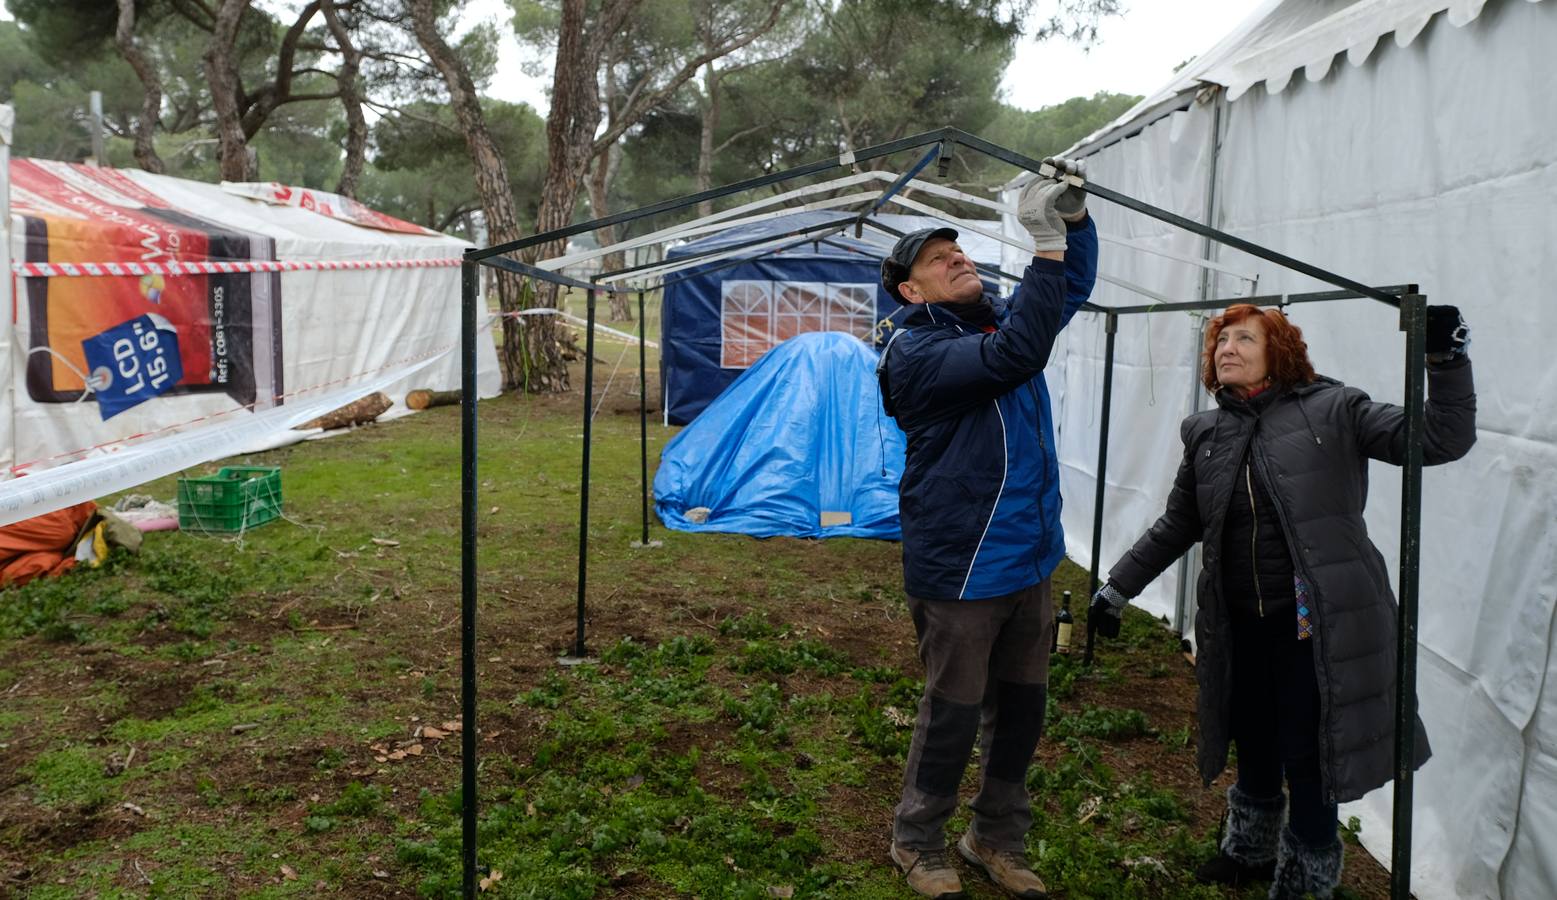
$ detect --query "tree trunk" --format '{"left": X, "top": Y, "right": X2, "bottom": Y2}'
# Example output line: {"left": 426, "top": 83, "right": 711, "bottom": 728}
{"left": 530, "top": 0, "right": 787, "bottom": 368}
{"left": 589, "top": 148, "right": 632, "bottom": 321}
{"left": 115, "top": 0, "right": 165, "bottom": 174}
{"left": 321, "top": 0, "right": 366, "bottom": 197}
{"left": 696, "top": 62, "right": 719, "bottom": 218}
{"left": 590, "top": 56, "right": 630, "bottom": 320}
{"left": 238, "top": 2, "right": 322, "bottom": 140}
{"left": 526, "top": 0, "right": 619, "bottom": 387}
{"left": 203, "top": 0, "right": 255, "bottom": 181}
{"left": 408, "top": 0, "right": 561, "bottom": 392}
{"left": 186, "top": 0, "right": 327, "bottom": 181}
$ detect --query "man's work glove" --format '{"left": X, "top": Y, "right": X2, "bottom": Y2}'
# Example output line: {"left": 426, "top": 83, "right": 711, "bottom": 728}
{"left": 1017, "top": 157, "right": 1086, "bottom": 253}
{"left": 1425, "top": 305, "right": 1470, "bottom": 363}
{"left": 1089, "top": 582, "right": 1128, "bottom": 640}
{"left": 1045, "top": 156, "right": 1088, "bottom": 223}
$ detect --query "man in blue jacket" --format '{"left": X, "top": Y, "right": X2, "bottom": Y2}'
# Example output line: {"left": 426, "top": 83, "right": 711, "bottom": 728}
{"left": 876, "top": 159, "right": 1097, "bottom": 899}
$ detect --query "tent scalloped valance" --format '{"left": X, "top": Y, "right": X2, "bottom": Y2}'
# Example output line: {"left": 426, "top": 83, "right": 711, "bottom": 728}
{"left": 1211, "top": 0, "right": 1541, "bottom": 100}
{"left": 1065, "top": 0, "right": 1548, "bottom": 157}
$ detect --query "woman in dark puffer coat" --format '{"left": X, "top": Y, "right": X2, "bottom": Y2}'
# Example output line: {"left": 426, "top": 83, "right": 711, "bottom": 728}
{"left": 1088, "top": 303, "right": 1476, "bottom": 899}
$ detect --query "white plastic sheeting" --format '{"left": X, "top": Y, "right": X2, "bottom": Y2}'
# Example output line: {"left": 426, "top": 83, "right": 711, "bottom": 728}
{"left": 4, "top": 160, "right": 501, "bottom": 520}
{"left": 1009, "top": 0, "right": 1556, "bottom": 896}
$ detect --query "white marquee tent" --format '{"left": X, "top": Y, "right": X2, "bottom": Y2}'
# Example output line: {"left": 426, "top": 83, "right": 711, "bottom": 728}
{"left": 1003, "top": 0, "right": 1554, "bottom": 896}
{"left": 0, "top": 122, "right": 501, "bottom": 524}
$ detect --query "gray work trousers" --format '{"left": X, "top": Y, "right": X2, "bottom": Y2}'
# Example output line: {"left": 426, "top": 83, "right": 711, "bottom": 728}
{"left": 892, "top": 579, "right": 1053, "bottom": 852}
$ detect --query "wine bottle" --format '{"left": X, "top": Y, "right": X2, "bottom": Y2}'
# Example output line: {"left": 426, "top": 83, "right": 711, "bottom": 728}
{"left": 1056, "top": 590, "right": 1074, "bottom": 654}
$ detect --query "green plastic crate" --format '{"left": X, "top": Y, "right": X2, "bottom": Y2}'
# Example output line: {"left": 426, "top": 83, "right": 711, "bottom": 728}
{"left": 177, "top": 466, "right": 282, "bottom": 533}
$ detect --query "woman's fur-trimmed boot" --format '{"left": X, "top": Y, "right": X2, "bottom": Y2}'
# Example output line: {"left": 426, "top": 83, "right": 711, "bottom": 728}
{"left": 1195, "top": 784, "right": 1284, "bottom": 886}
{"left": 1269, "top": 825, "right": 1344, "bottom": 900}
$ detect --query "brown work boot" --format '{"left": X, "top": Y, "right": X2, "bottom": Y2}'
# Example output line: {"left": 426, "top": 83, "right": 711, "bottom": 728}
{"left": 890, "top": 842, "right": 966, "bottom": 899}
{"left": 957, "top": 831, "right": 1048, "bottom": 899}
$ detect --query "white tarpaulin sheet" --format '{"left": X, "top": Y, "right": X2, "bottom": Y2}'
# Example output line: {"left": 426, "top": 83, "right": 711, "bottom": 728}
{"left": 0, "top": 353, "right": 443, "bottom": 528}
{"left": 1010, "top": 0, "right": 1556, "bottom": 896}
{"left": 3, "top": 159, "right": 501, "bottom": 520}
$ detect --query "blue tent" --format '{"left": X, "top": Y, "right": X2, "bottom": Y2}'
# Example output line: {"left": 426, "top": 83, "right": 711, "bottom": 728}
{"left": 654, "top": 331, "right": 906, "bottom": 539}
{"left": 659, "top": 210, "right": 1002, "bottom": 425}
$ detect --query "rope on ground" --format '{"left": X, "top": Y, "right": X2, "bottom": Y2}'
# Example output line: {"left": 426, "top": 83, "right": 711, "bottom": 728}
{"left": 591, "top": 337, "right": 634, "bottom": 423}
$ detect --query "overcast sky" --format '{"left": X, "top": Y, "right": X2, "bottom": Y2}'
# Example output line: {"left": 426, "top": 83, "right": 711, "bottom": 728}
{"left": 3, "top": 0, "right": 1267, "bottom": 114}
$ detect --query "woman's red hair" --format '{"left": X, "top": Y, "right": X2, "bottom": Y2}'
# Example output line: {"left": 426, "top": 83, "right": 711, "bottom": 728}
{"left": 1202, "top": 305, "right": 1316, "bottom": 392}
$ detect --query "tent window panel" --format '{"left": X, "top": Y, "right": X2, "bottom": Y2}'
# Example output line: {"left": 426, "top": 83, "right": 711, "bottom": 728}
{"left": 721, "top": 280, "right": 773, "bottom": 369}
{"left": 825, "top": 284, "right": 876, "bottom": 340}
{"left": 719, "top": 280, "right": 880, "bottom": 369}
{"left": 773, "top": 282, "right": 826, "bottom": 344}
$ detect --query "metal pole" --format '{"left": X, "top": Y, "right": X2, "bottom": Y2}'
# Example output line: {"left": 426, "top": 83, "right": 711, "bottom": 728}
{"left": 1084, "top": 312, "right": 1119, "bottom": 667}
{"left": 1391, "top": 293, "right": 1427, "bottom": 900}
{"left": 469, "top": 129, "right": 958, "bottom": 262}
{"left": 2, "top": 106, "right": 13, "bottom": 497}
{"left": 574, "top": 287, "right": 598, "bottom": 658}
{"left": 88, "top": 92, "right": 105, "bottom": 167}
{"left": 947, "top": 129, "right": 1402, "bottom": 309}
{"left": 458, "top": 258, "right": 479, "bottom": 900}
{"left": 1173, "top": 317, "right": 1205, "bottom": 634}
{"left": 1175, "top": 93, "right": 1224, "bottom": 636}
{"left": 638, "top": 289, "right": 650, "bottom": 545}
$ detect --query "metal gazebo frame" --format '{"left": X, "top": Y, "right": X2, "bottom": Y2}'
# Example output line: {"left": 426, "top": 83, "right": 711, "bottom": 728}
{"left": 455, "top": 127, "right": 1430, "bottom": 900}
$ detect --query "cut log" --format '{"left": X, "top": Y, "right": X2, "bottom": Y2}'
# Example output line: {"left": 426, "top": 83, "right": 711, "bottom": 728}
{"left": 296, "top": 391, "right": 392, "bottom": 430}
{"left": 405, "top": 389, "right": 462, "bottom": 411}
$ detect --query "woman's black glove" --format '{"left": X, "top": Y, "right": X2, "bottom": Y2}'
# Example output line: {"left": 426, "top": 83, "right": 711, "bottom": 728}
{"left": 1089, "top": 582, "right": 1128, "bottom": 639}
{"left": 1425, "top": 305, "right": 1469, "bottom": 362}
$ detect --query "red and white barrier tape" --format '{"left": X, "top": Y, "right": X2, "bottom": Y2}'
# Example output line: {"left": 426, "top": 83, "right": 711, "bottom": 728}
{"left": 10, "top": 258, "right": 463, "bottom": 278}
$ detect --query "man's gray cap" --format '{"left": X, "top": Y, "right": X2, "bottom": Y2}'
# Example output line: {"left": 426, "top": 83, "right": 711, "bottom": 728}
{"left": 880, "top": 226, "right": 958, "bottom": 304}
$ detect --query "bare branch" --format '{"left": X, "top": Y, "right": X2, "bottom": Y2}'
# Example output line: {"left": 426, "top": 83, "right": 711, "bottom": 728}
{"left": 361, "top": 97, "right": 460, "bottom": 135}
{"left": 239, "top": 1, "right": 324, "bottom": 137}
{"left": 713, "top": 122, "right": 770, "bottom": 156}
{"left": 434, "top": 202, "right": 481, "bottom": 234}
{"left": 170, "top": 0, "right": 218, "bottom": 31}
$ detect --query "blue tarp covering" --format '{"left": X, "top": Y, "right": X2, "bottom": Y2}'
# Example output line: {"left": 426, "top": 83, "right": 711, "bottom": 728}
{"left": 659, "top": 210, "right": 1001, "bottom": 425}
{"left": 653, "top": 331, "right": 906, "bottom": 539}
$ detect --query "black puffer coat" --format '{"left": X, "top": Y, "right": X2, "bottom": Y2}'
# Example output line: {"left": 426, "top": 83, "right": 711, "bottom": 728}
{"left": 1108, "top": 360, "right": 1476, "bottom": 803}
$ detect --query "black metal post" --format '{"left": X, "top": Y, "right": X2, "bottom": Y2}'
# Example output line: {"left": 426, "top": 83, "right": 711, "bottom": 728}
{"left": 470, "top": 128, "right": 958, "bottom": 262}
{"left": 1391, "top": 293, "right": 1427, "bottom": 900}
{"left": 1084, "top": 312, "right": 1119, "bottom": 667}
{"left": 492, "top": 218, "right": 861, "bottom": 299}
{"left": 638, "top": 289, "right": 650, "bottom": 545}
{"left": 458, "top": 258, "right": 479, "bottom": 899}
{"left": 574, "top": 287, "right": 598, "bottom": 659}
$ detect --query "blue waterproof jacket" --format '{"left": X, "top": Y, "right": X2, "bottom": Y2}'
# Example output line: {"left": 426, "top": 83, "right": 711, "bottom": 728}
{"left": 876, "top": 219, "right": 1096, "bottom": 599}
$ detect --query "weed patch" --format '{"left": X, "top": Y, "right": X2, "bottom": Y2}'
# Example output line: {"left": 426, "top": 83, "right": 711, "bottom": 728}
{"left": 1051, "top": 705, "right": 1153, "bottom": 742}
{"left": 731, "top": 637, "right": 849, "bottom": 676}
{"left": 28, "top": 746, "right": 113, "bottom": 810}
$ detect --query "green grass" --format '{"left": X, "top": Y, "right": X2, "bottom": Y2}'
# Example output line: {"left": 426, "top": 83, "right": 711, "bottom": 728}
{"left": 0, "top": 338, "right": 1388, "bottom": 898}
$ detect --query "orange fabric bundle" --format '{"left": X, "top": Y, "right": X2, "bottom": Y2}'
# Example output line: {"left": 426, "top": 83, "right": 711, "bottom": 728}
{"left": 0, "top": 501, "right": 97, "bottom": 587}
